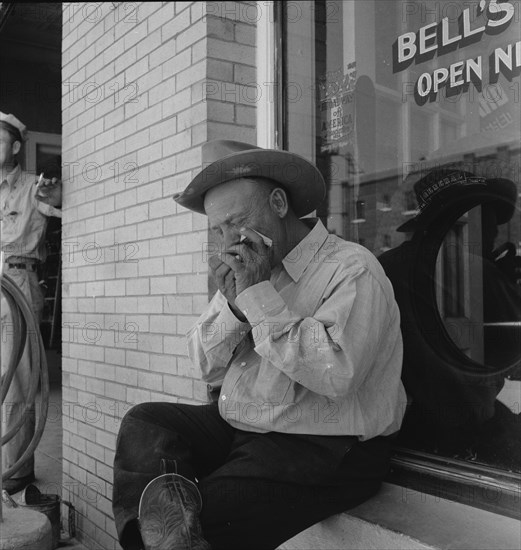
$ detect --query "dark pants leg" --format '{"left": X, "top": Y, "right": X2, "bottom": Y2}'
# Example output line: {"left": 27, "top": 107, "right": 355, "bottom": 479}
{"left": 199, "top": 432, "right": 392, "bottom": 549}
{"left": 113, "top": 402, "right": 393, "bottom": 550}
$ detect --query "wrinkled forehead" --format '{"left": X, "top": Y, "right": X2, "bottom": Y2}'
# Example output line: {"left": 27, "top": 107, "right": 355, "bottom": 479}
{"left": 204, "top": 178, "right": 260, "bottom": 218}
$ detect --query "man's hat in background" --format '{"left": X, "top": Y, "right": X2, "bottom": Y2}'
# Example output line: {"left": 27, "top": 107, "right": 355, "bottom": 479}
{"left": 173, "top": 140, "right": 326, "bottom": 218}
{"left": 397, "top": 168, "right": 517, "bottom": 232}
{"left": 0, "top": 112, "right": 27, "bottom": 142}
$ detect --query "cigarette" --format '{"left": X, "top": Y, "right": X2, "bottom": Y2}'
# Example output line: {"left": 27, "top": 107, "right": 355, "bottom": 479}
{"left": 240, "top": 229, "right": 273, "bottom": 247}
{"left": 36, "top": 172, "right": 44, "bottom": 187}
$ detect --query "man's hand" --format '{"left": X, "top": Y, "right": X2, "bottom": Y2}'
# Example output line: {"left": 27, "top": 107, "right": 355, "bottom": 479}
{"left": 209, "top": 227, "right": 271, "bottom": 320}
{"left": 208, "top": 254, "right": 246, "bottom": 321}
{"left": 209, "top": 255, "right": 238, "bottom": 304}
{"left": 35, "top": 176, "right": 62, "bottom": 207}
{"left": 222, "top": 227, "right": 271, "bottom": 296}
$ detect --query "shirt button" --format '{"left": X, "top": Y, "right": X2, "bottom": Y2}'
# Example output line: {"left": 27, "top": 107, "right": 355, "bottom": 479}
{"left": 221, "top": 395, "right": 226, "bottom": 401}
{"left": 240, "top": 362, "right": 246, "bottom": 366}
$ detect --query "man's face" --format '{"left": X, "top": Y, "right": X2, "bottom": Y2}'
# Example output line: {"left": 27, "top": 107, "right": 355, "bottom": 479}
{"left": 204, "top": 178, "right": 277, "bottom": 255}
{"left": 0, "top": 129, "right": 17, "bottom": 170}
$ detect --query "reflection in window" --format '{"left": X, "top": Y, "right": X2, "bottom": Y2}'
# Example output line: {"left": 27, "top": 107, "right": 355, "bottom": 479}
{"left": 440, "top": 223, "right": 465, "bottom": 318}
{"left": 352, "top": 199, "right": 365, "bottom": 223}
{"left": 403, "top": 190, "right": 417, "bottom": 213}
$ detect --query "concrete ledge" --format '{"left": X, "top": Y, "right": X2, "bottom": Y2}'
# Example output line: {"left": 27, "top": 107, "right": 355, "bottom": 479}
{"left": 278, "top": 513, "right": 436, "bottom": 550}
{"left": 278, "top": 483, "right": 521, "bottom": 550}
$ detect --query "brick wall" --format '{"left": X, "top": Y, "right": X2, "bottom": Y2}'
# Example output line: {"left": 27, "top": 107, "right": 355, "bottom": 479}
{"left": 61, "top": 2, "right": 257, "bottom": 548}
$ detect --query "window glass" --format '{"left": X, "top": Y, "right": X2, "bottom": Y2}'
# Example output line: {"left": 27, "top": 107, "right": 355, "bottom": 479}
{"left": 283, "top": 0, "right": 521, "bottom": 475}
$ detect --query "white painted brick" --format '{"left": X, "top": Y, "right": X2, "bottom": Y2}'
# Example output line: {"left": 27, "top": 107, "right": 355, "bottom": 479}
{"left": 104, "top": 279, "right": 127, "bottom": 296}
{"left": 136, "top": 28, "right": 163, "bottom": 59}
{"left": 164, "top": 254, "right": 193, "bottom": 274}
{"left": 125, "top": 204, "right": 149, "bottom": 225}
{"left": 176, "top": 19, "right": 207, "bottom": 52}
{"left": 162, "top": 129, "right": 192, "bottom": 156}
{"left": 136, "top": 67, "right": 163, "bottom": 96}
{"left": 148, "top": 2, "right": 175, "bottom": 32}
{"left": 137, "top": 143, "right": 164, "bottom": 167}
{"left": 150, "top": 315, "right": 177, "bottom": 335}
{"left": 161, "top": 9, "right": 191, "bottom": 44}
{"left": 191, "top": 38, "right": 207, "bottom": 65}
{"left": 150, "top": 353, "right": 176, "bottom": 374}
{"left": 177, "top": 273, "right": 207, "bottom": 294}
{"left": 163, "top": 294, "right": 193, "bottom": 315}
{"left": 234, "top": 21, "right": 256, "bottom": 45}
{"left": 126, "top": 278, "right": 150, "bottom": 295}
{"left": 149, "top": 79, "right": 176, "bottom": 107}
{"left": 149, "top": 197, "right": 178, "bottom": 221}
{"left": 137, "top": 296, "right": 163, "bottom": 314}
{"left": 138, "top": 257, "right": 164, "bottom": 277}
{"left": 127, "top": 350, "right": 150, "bottom": 369}
{"left": 150, "top": 276, "right": 178, "bottom": 295}
{"left": 233, "top": 63, "right": 256, "bottom": 85}
{"left": 123, "top": 19, "right": 149, "bottom": 50}
{"left": 163, "top": 212, "right": 192, "bottom": 235}
{"left": 126, "top": 387, "right": 152, "bottom": 404}
{"left": 207, "top": 58, "right": 234, "bottom": 81}
{"left": 163, "top": 375, "right": 193, "bottom": 398}
{"left": 149, "top": 154, "right": 177, "bottom": 181}
{"left": 161, "top": 49, "right": 192, "bottom": 80}
{"left": 114, "top": 261, "right": 138, "bottom": 280}
{"left": 115, "top": 224, "right": 137, "bottom": 244}
{"left": 176, "top": 60, "right": 207, "bottom": 92}
{"left": 95, "top": 363, "right": 116, "bottom": 381}
{"left": 235, "top": 103, "right": 256, "bottom": 126}
{"left": 138, "top": 370, "right": 163, "bottom": 391}
{"left": 114, "top": 366, "right": 138, "bottom": 386}
{"left": 137, "top": 219, "right": 162, "bottom": 240}
{"left": 207, "top": 37, "right": 255, "bottom": 66}
{"left": 176, "top": 230, "right": 208, "bottom": 254}
{"left": 126, "top": 314, "right": 149, "bottom": 333}
{"left": 163, "top": 335, "right": 189, "bottom": 355}
{"left": 207, "top": 120, "right": 255, "bottom": 142}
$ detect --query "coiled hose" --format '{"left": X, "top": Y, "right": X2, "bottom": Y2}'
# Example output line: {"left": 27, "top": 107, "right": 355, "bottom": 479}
{"left": 1, "top": 272, "right": 49, "bottom": 480}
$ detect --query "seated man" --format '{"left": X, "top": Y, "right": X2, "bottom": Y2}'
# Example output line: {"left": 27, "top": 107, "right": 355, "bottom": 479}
{"left": 113, "top": 140, "right": 406, "bottom": 550}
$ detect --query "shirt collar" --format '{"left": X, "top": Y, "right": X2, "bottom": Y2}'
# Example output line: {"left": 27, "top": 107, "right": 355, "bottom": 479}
{"left": 2, "top": 164, "right": 21, "bottom": 189}
{"left": 282, "top": 218, "right": 329, "bottom": 283}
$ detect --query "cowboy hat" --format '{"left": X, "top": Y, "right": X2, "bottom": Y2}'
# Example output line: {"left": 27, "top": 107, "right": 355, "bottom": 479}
{"left": 397, "top": 168, "right": 517, "bottom": 232}
{"left": 173, "top": 140, "right": 326, "bottom": 217}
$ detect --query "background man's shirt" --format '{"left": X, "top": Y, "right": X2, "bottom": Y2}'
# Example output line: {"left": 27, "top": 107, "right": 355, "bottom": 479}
{"left": 188, "top": 220, "right": 407, "bottom": 440}
{"left": 1, "top": 165, "right": 49, "bottom": 261}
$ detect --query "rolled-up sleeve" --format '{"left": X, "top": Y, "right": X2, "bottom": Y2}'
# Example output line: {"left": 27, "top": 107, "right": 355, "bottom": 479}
{"left": 235, "top": 265, "right": 390, "bottom": 400}
{"left": 187, "top": 290, "right": 251, "bottom": 387}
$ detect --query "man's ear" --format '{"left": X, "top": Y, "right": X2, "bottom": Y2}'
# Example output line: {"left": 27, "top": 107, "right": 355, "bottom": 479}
{"left": 12, "top": 140, "right": 21, "bottom": 156}
{"left": 269, "top": 187, "right": 289, "bottom": 218}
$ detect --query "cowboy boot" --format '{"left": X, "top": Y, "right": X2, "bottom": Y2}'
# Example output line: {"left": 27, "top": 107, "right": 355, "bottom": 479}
{"left": 138, "top": 472, "right": 211, "bottom": 550}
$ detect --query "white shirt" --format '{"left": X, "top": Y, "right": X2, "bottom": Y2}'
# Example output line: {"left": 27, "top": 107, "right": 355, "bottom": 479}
{"left": 188, "top": 220, "right": 407, "bottom": 440}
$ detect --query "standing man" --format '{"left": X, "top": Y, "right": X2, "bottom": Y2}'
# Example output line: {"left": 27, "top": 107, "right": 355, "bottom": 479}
{"left": 113, "top": 140, "right": 406, "bottom": 550}
{"left": 0, "top": 112, "right": 61, "bottom": 494}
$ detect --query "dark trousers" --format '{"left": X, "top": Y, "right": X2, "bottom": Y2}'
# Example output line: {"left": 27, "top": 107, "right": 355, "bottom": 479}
{"left": 113, "top": 402, "right": 394, "bottom": 550}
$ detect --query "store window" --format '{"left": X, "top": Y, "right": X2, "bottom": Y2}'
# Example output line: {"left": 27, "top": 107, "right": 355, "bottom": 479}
{"left": 280, "top": 0, "right": 520, "bottom": 516}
